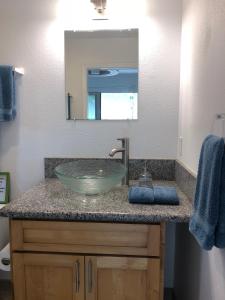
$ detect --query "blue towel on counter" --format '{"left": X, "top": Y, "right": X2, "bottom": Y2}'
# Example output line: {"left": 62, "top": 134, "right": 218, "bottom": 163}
{"left": 128, "top": 186, "right": 179, "bottom": 205}
{"left": 128, "top": 186, "right": 154, "bottom": 204}
{"left": 0, "top": 65, "right": 16, "bottom": 121}
{"left": 154, "top": 186, "right": 179, "bottom": 205}
{"left": 189, "top": 135, "right": 225, "bottom": 250}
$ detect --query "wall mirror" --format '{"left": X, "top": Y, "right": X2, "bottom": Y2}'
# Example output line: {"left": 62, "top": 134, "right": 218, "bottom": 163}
{"left": 64, "top": 29, "right": 139, "bottom": 120}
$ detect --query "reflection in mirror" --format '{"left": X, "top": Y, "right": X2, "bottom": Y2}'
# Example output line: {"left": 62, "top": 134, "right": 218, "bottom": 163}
{"left": 87, "top": 68, "right": 138, "bottom": 120}
{"left": 64, "top": 29, "right": 138, "bottom": 120}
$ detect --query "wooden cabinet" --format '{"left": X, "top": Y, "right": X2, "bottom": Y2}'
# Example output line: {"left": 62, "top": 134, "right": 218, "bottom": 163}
{"left": 13, "top": 253, "right": 84, "bottom": 300}
{"left": 12, "top": 254, "right": 160, "bottom": 300}
{"left": 10, "top": 220, "right": 164, "bottom": 300}
{"left": 85, "top": 256, "right": 160, "bottom": 300}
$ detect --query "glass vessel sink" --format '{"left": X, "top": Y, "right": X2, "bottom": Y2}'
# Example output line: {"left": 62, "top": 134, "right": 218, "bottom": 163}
{"left": 55, "top": 160, "right": 126, "bottom": 195}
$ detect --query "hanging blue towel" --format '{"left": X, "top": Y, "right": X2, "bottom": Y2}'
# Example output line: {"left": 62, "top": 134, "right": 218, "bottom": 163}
{"left": 215, "top": 152, "right": 225, "bottom": 248}
{"left": 189, "top": 135, "right": 225, "bottom": 250}
{"left": 0, "top": 65, "right": 16, "bottom": 121}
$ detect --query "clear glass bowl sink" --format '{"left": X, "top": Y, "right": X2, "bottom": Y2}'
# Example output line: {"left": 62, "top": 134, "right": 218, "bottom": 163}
{"left": 55, "top": 160, "right": 126, "bottom": 195}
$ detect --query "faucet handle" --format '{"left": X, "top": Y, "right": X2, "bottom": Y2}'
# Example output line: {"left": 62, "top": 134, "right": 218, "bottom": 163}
{"left": 117, "top": 138, "right": 129, "bottom": 142}
{"left": 117, "top": 138, "right": 129, "bottom": 148}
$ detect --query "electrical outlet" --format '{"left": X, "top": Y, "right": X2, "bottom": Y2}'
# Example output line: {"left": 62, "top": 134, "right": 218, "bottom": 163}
{"left": 179, "top": 136, "right": 183, "bottom": 156}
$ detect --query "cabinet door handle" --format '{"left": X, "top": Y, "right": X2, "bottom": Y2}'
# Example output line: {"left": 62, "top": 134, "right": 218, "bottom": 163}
{"left": 75, "top": 260, "right": 80, "bottom": 293}
{"left": 87, "top": 259, "right": 93, "bottom": 293}
{"left": 66, "top": 93, "right": 72, "bottom": 120}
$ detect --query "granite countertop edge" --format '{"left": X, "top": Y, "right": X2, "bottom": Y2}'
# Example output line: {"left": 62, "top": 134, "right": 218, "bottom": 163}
{"left": 0, "top": 179, "right": 192, "bottom": 224}
{"left": 0, "top": 210, "right": 191, "bottom": 223}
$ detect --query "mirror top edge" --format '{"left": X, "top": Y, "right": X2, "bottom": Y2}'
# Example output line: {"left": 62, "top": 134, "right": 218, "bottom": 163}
{"left": 67, "top": 118, "right": 138, "bottom": 121}
{"left": 64, "top": 28, "right": 138, "bottom": 39}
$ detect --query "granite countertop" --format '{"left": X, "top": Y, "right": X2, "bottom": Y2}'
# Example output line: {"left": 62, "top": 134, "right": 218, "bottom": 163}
{"left": 0, "top": 179, "right": 192, "bottom": 223}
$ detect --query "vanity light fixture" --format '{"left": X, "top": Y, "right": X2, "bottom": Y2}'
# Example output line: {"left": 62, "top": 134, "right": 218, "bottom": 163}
{"left": 90, "top": 0, "right": 107, "bottom": 14}
{"left": 88, "top": 68, "right": 119, "bottom": 77}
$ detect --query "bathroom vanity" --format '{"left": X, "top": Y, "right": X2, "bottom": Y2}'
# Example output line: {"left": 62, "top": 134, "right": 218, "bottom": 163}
{"left": 10, "top": 221, "right": 163, "bottom": 300}
{"left": 0, "top": 179, "right": 192, "bottom": 300}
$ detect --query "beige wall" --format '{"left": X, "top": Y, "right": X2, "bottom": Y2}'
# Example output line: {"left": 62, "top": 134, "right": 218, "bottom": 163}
{"left": 0, "top": 0, "right": 182, "bottom": 198}
{"left": 178, "top": 0, "right": 225, "bottom": 174}
{"left": 175, "top": 1, "right": 225, "bottom": 299}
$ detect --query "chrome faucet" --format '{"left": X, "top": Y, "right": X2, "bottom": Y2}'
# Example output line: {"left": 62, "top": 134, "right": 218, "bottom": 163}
{"left": 109, "top": 138, "right": 129, "bottom": 185}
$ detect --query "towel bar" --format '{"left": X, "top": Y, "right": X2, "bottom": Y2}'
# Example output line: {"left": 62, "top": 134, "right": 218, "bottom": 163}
{"left": 216, "top": 113, "right": 225, "bottom": 138}
{"left": 216, "top": 113, "right": 225, "bottom": 120}
{"left": 13, "top": 67, "right": 24, "bottom": 75}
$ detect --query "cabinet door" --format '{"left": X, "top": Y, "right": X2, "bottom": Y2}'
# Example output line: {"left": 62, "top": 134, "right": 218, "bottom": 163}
{"left": 85, "top": 256, "right": 160, "bottom": 300}
{"left": 13, "top": 253, "right": 84, "bottom": 300}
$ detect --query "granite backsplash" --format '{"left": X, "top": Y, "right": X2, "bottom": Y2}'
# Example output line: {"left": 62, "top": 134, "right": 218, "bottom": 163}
{"left": 45, "top": 158, "right": 175, "bottom": 181}
{"left": 175, "top": 161, "right": 196, "bottom": 203}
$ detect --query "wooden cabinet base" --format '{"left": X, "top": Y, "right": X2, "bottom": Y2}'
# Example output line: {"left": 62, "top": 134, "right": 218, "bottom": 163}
{"left": 10, "top": 220, "right": 165, "bottom": 300}
{"left": 13, "top": 253, "right": 84, "bottom": 300}
{"left": 85, "top": 256, "right": 160, "bottom": 300}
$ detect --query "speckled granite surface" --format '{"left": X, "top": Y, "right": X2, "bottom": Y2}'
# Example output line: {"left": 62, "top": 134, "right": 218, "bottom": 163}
{"left": 129, "top": 159, "right": 175, "bottom": 180}
{"left": 45, "top": 158, "right": 175, "bottom": 180}
{"left": 0, "top": 179, "right": 192, "bottom": 223}
{"left": 175, "top": 161, "right": 196, "bottom": 203}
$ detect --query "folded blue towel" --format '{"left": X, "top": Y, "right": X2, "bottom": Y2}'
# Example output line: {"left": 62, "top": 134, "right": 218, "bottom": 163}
{"left": 189, "top": 135, "right": 225, "bottom": 250}
{"left": 154, "top": 186, "right": 179, "bottom": 205}
{"left": 0, "top": 65, "right": 16, "bottom": 121}
{"left": 128, "top": 186, "right": 179, "bottom": 205}
{"left": 128, "top": 186, "right": 154, "bottom": 204}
